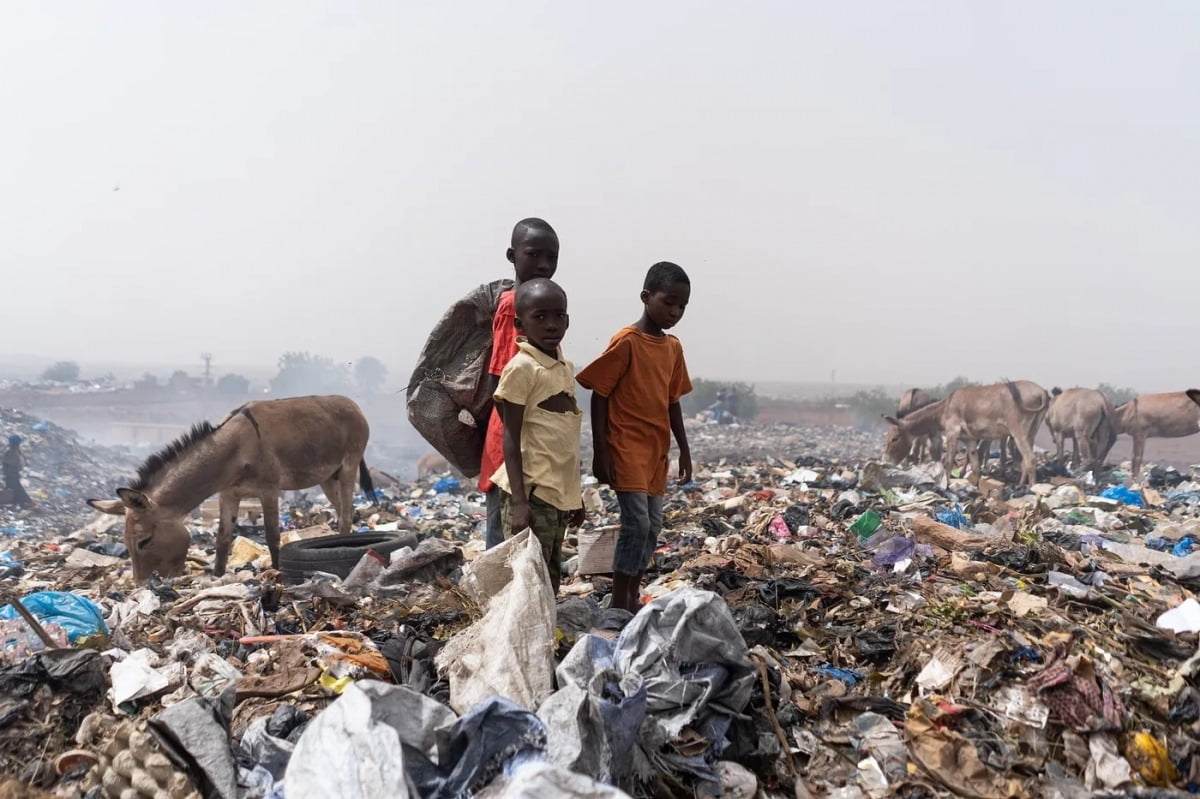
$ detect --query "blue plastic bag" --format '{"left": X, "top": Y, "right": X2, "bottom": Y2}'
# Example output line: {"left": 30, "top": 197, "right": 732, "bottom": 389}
{"left": 935, "top": 505, "right": 969, "bottom": 530}
{"left": 1174, "top": 537, "right": 1195, "bottom": 557}
{"left": 0, "top": 591, "right": 108, "bottom": 642}
{"left": 1099, "top": 486, "right": 1145, "bottom": 508}
{"left": 814, "top": 665, "right": 865, "bottom": 685}
{"left": 433, "top": 476, "right": 461, "bottom": 494}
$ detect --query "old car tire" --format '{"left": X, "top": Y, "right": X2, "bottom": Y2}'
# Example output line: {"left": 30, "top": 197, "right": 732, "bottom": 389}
{"left": 279, "top": 531, "right": 418, "bottom": 582}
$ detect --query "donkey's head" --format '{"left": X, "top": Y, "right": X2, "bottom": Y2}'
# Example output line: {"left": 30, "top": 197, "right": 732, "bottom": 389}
{"left": 881, "top": 415, "right": 912, "bottom": 464}
{"left": 87, "top": 489, "right": 190, "bottom": 582}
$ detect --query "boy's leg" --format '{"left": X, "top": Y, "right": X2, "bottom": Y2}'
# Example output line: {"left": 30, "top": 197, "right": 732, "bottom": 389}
{"left": 526, "top": 495, "right": 567, "bottom": 594}
{"left": 612, "top": 492, "right": 651, "bottom": 612}
{"left": 485, "top": 485, "right": 504, "bottom": 548}
{"left": 629, "top": 494, "right": 665, "bottom": 608}
{"left": 498, "top": 491, "right": 515, "bottom": 540}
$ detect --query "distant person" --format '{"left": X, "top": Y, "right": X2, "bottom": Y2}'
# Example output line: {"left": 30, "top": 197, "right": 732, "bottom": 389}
{"left": 3, "top": 434, "right": 33, "bottom": 508}
{"left": 577, "top": 262, "right": 693, "bottom": 613}
{"left": 490, "top": 279, "right": 583, "bottom": 594}
{"left": 478, "top": 218, "right": 560, "bottom": 550}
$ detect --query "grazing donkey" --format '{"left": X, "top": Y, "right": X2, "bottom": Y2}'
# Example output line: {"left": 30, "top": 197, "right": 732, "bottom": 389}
{"left": 897, "top": 388, "right": 940, "bottom": 462}
{"left": 88, "top": 395, "right": 374, "bottom": 582}
{"left": 1115, "top": 392, "right": 1200, "bottom": 479}
{"left": 1046, "top": 387, "right": 1118, "bottom": 473}
{"left": 884, "top": 381, "right": 1049, "bottom": 485}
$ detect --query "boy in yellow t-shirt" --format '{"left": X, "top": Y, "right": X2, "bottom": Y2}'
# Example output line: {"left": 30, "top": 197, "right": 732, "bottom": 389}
{"left": 491, "top": 278, "right": 583, "bottom": 593}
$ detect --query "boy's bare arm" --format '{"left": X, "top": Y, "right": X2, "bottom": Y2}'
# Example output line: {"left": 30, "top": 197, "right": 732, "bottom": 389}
{"left": 497, "top": 400, "right": 531, "bottom": 531}
{"left": 669, "top": 402, "right": 693, "bottom": 484}
{"left": 590, "top": 393, "right": 615, "bottom": 486}
{"left": 480, "top": 375, "right": 500, "bottom": 428}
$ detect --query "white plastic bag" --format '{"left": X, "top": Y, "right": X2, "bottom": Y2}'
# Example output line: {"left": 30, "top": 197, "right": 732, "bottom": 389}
{"left": 437, "top": 530, "right": 556, "bottom": 714}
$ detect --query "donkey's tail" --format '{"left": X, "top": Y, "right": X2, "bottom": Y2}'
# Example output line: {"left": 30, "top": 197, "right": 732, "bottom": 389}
{"left": 359, "top": 460, "right": 378, "bottom": 504}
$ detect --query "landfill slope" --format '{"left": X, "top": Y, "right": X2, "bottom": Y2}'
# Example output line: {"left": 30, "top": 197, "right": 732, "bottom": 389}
{"left": 1, "top": 419, "right": 1199, "bottom": 798}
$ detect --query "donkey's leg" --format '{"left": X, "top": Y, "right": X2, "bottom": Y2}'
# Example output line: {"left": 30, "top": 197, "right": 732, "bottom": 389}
{"left": 966, "top": 440, "right": 983, "bottom": 486}
{"left": 337, "top": 461, "right": 358, "bottom": 534}
{"left": 944, "top": 433, "right": 960, "bottom": 477}
{"left": 214, "top": 493, "right": 240, "bottom": 577}
{"left": 318, "top": 479, "right": 345, "bottom": 531}
{"left": 1076, "top": 425, "right": 1093, "bottom": 475}
{"left": 260, "top": 490, "right": 281, "bottom": 569}
{"left": 1132, "top": 435, "right": 1146, "bottom": 482}
{"left": 1012, "top": 430, "right": 1037, "bottom": 486}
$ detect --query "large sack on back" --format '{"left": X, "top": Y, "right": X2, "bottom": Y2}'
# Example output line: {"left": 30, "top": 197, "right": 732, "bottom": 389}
{"left": 407, "top": 279, "right": 513, "bottom": 477}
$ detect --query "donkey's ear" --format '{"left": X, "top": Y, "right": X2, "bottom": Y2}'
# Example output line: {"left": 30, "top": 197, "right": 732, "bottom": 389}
{"left": 882, "top": 415, "right": 900, "bottom": 427}
{"left": 116, "top": 488, "right": 153, "bottom": 511}
{"left": 1187, "top": 389, "right": 1200, "bottom": 408}
{"left": 87, "top": 498, "right": 126, "bottom": 515}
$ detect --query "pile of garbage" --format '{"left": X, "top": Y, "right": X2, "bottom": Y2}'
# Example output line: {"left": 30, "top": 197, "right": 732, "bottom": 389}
{"left": 5, "top": 420, "right": 1200, "bottom": 797}
{"left": 0, "top": 408, "right": 139, "bottom": 539}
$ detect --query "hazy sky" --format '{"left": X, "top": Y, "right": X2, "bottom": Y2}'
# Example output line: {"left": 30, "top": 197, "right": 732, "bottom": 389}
{"left": 3, "top": 1, "right": 1197, "bottom": 393}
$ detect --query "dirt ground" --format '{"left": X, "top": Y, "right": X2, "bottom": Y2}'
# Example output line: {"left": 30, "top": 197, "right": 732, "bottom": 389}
{"left": 1036, "top": 428, "right": 1200, "bottom": 470}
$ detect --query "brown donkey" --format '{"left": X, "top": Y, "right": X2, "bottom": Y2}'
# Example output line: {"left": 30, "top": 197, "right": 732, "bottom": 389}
{"left": 88, "top": 395, "right": 373, "bottom": 582}
{"left": 884, "top": 381, "right": 1049, "bottom": 485}
{"left": 1117, "top": 392, "right": 1200, "bottom": 479}
{"left": 1046, "top": 387, "right": 1118, "bottom": 473}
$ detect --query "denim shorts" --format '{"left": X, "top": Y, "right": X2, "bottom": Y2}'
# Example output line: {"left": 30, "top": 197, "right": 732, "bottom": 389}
{"left": 612, "top": 492, "right": 664, "bottom": 576}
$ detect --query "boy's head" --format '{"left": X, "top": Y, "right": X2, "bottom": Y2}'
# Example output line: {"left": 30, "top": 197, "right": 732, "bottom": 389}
{"left": 514, "top": 278, "right": 569, "bottom": 356}
{"left": 507, "top": 218, "right": 559, "bottom": 284}
{"left": 641, "top": 262, "right": 691, "bottom": 331}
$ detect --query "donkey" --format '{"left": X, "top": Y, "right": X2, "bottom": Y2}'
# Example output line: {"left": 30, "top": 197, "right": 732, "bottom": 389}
{"left": 884, "top": 381, "right": 1049, "bottom": 485}
{"left": 1046, "top": 387, "right": 1118, "bottom": 473}
{"left": 88, "top": 395, "right": 374, "bottom": 582}
{"left": 1115, "top": 392, "right": 1200, "bottom": 479}
{"left": 897, "top": 388, "right": 941, "bottom": 462}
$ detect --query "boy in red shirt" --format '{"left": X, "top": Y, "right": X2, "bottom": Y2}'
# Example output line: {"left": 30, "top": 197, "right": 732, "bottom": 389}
{"left": 576, "top": 262, "right": 693, "bottom": 612}
{"left": 480, "top": 218, "right": 560, "bottom": 548}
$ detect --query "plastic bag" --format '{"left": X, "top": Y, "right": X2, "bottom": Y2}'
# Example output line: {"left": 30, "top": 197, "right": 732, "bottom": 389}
{"left": 0, "top": 591, "right": 107, "bottom": 643}
{"left": 1099, "top": 485, "right": 1145, "bottom": 508}
{"left": 436, "top": 530, "right": 556, "bottom": 714}
{"left": 406, "top": 279, "right": 512, "bottom": 477}
{"left": 286, "top": 682, "right": 545, "bottom": 799}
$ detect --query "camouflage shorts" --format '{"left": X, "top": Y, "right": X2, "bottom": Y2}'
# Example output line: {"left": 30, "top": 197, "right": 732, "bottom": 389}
{"left": 500, "top": 492, "right": 569, "bottom": 593}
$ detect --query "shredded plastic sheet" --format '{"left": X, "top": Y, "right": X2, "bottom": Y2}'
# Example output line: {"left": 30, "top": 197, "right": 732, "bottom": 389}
{"left": 285, "top": 682, "right": 546, "bottom": 799}
{"left": 483, "top": 759, "right": 633, "bottom": 798}
{"left": 539, "top": 588, "right": 753, "bottom": 789}
{"left": 406, "top": 279, "right": 512, "bottom": 477}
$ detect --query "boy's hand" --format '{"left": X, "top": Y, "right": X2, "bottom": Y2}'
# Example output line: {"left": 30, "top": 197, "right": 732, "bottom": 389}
{"left": 511, "top": 501, "right": 532, "bottom": 533}
{"left": 569, "top": 508, "right": 585, "bottom": 527}
{"left": 677, "top": 452, "right": 693, "bottom": 484}
{"left": 593, "top": 450, "right": 615, "bottom": 486}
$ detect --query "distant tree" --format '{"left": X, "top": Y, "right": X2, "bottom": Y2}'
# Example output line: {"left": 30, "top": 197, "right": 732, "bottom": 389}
{"left": 41, "top": 361, "right": 80, "bottom": 382}
{"left": 682, "top": 379, "right": 758, "bottom": 421}
{"left": 216, "top": 373, "right": 251, "bottom": 395}
{"left": 136, "top": 372, "right": 159, "bottom": 390}
{"left": 930, "top": 376, "right": 977, "bottom": 399}
{"left": 354, "top": 357, "right": 388, "bottom": 395}
{"left": 271, "top": 352, "right": 351, "bottom": 396}
{"left": 1097, "top": 383, "right": 1138, "bottom": 406}
{"left": 168, "top": 370, "right": 198, "bottom": 393}
{"left": 846, "top": 388, "right": 896, "bottom": 428}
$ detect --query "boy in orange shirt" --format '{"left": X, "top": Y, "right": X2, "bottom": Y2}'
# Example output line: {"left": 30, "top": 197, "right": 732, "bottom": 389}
{"left": 479, "top": 218, "right": 560, "bottom": 549}
{"left": 576, "top": 262, "right": 693, "bottom": 612}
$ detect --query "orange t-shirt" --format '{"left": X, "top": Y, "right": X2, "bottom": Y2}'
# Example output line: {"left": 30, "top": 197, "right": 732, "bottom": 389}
{"left": 478, "top": 290, "right": 518, "bottom": 492}
{"left": 576, "top": 326, "right": 692, "bottom": 495}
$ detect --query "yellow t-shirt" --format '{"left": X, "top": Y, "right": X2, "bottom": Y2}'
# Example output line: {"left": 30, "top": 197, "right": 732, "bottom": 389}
{"left": 490, "top": 340, "right": 583, "bottom": 511}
